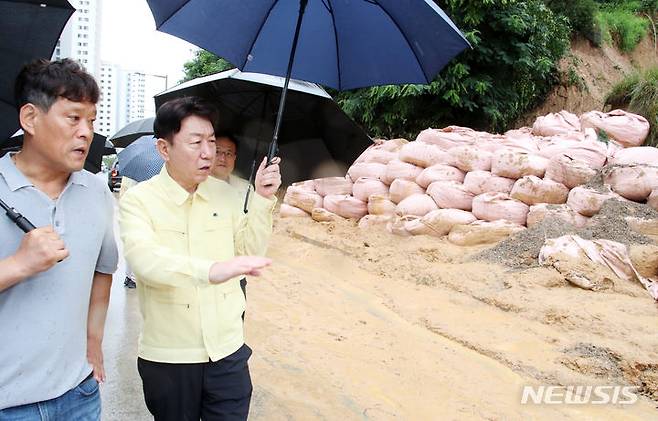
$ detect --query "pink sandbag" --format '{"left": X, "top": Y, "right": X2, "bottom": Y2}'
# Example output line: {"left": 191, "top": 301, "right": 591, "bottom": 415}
{"left": 312, "top": 208, "right": 343, "bottom": 222}
{"left": 375, "top": 138, "right": 409, "bottom": 152}
{"left": 648, "top": 190, "right": 658, "bottom": 211}
{"left": 538, "top": 138, "right": 607, "bottom": 168}
{"left": 532, "top": 110, "right": 581, "bottom": 136}
{"left": 448, "top": 220, "right": 526, "bottom": 246}
{"left": 347, "top": 162, "right": 388, "bottom": 182}
{"left": 352, "top": 177, "right": 389, "bottom": 202}
{"left": 415, "top": 127, "right": 476, "bottom": 150}
{"left": 353, "top": 144, "right": 398, "bottom": 165}
{"left": 472, "top": 192, "right": 529, "bottom": 226}
{"left": 279, "top": 203, "right": 310, "bottom": 218}
{"left": 388, "top": 179, "right": 425, "bottom": 204}
{"left": 427, "top": 180, "right": 474, "bottom": 211}
{"left": 544, "top": 154, "right": 597, "bottom": 189}
{"left": 283, "top": 186, "right": 323, "bottom": 213}
{"left": 291, "top": 179, "right": 316, "bottom": 192}
{"left": 420, "top": 209, "right": 477, "bottom": 236}
{"left": 604, "top": 165, "right": 658, "bottom": 201}
{"left": 398, "top": 141, "right": 453, "bottom": 168}
{"left": 491, "top": 149, "right": 549, "bottom": 179}
{"left": 448, "top": 146, "right": 493, "bottom": 172}
{"left": 395, "top": 193, "right": 438, "bottom": 217}
{"left": 313, "top": 177, "right": 353, "bottom": 197}
{"left": 383, "top": 160, "right": 424, "bottom": 185}
{"left": 492, "top": 134, "right": 541, "bottom": 153}
{"left": 416, "top": 164, "right": 465, "bottom": 188}
{"left": 368, "top": 194, "right": 397, "bottom": 215}
{"left": 510, "top": 176, "right": 569, "bottom": 205}
{"left": 367, "top": 194, "right": 397, "bottom": 215}
{"left": 463, "top": 171, "right": 515, "bottom": 195}
{"left": 386, "top": 216, "right": 415, "bottom": 237}
{"left": 609, "top": 146, "right": 658, "bottom": 166}
{"left": 566, "top": 186, "right": 619, "bottom": 217}
{"left": 323, "top": 195, "right": 368, "bottom": 219}
{"left": 404, "top": 217, "right": 435, "bottom": 236}
{"left": 527, "top": 204, "right": 589, "bottom": 228}
{"left": 580, "top": 109, "right": 650, "bottom": 148}
{"left": 505, "top": 126, "right": 533, "bottom": 139}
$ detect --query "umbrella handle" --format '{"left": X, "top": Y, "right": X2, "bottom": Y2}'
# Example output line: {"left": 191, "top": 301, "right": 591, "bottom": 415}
{"left": 0, "top": 198, "right": 36, "bottom": 233}
{"left": 266, "top": 141, "right": 278, "bottom": 165}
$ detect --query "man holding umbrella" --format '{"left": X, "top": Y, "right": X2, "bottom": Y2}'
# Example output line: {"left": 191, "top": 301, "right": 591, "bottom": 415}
{"left": 119, "top": 96, "right": 281, "bottom": 420}
{"left": 0, "top": 59, "right": 118, "bottom": 419}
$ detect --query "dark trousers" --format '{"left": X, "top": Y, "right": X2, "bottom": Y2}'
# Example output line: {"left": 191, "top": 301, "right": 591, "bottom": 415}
{"left": 137, "top": 344, "right": 253, "bottom": 421}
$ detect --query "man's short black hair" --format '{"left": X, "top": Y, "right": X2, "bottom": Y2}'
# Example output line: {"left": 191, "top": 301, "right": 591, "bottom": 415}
{"left": 14, "top": 58, "right": 100, "bottom": 112}
{"left": 154, "top": 96, "right": 219, "bottom": 143}
{"left": 215, "top": 131, "right": 238, "bottom": 153}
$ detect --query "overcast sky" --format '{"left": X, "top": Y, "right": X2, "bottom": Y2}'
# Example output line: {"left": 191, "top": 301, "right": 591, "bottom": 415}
{"left": 100, "top": 0, "right": 197, "bottom": 87}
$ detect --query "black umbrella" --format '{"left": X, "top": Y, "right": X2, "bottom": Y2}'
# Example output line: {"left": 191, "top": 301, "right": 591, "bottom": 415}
{"left": 154, "top": 69, "right": 371, "bottom": 187}
{"left": 0, "top": 0, "right": 75, "bottom": 142}
{"left": 108, "top": 117, "right": 154, "bottom": 148}
{"left": 1, "top": 132, "right": 115, "bottom": 173}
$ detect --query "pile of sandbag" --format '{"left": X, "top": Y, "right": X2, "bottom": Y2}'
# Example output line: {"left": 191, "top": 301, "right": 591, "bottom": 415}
{"left": 282, "top": 109, "right": 657, "bottom": 245}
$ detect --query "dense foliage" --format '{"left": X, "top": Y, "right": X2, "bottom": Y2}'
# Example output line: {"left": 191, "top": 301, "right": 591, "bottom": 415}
{"left": 332, "top": 0, "right": 570, "bottom": 137}
{"left": 181, "top": 50, "right": 234, "bottom": 82}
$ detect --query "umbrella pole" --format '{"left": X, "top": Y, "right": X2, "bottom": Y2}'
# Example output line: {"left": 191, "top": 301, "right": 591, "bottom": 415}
{"left": 243, "top": 94, "right": 270, "bottom": 213}
{"left": 266, "top": 0, "right": 308, "bottom": 163}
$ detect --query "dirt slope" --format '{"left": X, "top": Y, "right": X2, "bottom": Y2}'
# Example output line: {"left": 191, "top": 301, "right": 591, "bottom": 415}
{"left": 517, "top": 36, "right": 657, "bottom": 127}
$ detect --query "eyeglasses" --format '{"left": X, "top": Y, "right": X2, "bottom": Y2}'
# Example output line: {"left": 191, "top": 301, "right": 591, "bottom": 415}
{"left": 216, "top": 149, "right": 235, "bottom": 159}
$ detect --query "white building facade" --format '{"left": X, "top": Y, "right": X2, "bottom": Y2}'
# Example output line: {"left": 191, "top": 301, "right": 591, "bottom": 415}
{"left": 52, "top": 0, "right": 102, "bottom": 77}
{"left": 97, "top": 63, "right": 119, "bottom": 136}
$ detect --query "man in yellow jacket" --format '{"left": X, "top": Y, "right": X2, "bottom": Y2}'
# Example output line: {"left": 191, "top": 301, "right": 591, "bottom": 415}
{"left": 118, "top": 96, "right": 281, "bottom": 420}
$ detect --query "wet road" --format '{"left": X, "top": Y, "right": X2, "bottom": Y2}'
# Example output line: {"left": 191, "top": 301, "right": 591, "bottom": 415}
{"left": 100, "top": 199, "right": 150, "bottom": 420}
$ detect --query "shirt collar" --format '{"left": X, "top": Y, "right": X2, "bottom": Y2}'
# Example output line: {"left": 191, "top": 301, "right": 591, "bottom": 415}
{"left": 0, "top": 153, "right": 89, "bottom": 192}
{"left": 0, "top": 153, "right": 31, "bottom": 191}
{"left": 157, "top": 165, "right": 211, "bottom": 206}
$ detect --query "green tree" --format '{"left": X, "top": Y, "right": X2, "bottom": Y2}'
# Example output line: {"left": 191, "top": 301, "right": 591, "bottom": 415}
{"left": 181, "top": 50, "right": 234, "bottom": 82}
{"left": 335, "top": 0, "right": 570, "bottom": 138}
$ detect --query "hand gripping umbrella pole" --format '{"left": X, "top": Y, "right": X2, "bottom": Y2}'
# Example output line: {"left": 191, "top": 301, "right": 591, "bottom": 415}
{"left": 0, "top": 197, "right": 36, "bottom": 233}
{"left": 244, "top": 0, "right": 308, "bottom": 213}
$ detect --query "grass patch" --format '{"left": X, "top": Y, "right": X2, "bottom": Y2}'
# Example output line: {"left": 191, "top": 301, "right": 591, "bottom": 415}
{"left": 606, "top": 68, "right": 658, "bottom": 146}
{"left": 597, "top": 8, "right": 650, "bottom": 51}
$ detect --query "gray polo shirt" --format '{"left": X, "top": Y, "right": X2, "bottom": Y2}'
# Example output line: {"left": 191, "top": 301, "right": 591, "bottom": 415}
{"left": 0, "top": 153, "right": 118, "bottom": 409}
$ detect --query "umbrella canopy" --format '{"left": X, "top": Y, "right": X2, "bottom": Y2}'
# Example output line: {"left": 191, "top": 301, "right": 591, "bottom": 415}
{"left": 0, "top": 131, "right": 114, "bottom": 173}
{"left": 155, "top": 69, "right": 371, "bottom": 185}
{"left": 146, "top": 0, "right": 470, "bottom": 164}
{"left": 0, "top": 0, "right": 75, "bottom": 142}
{"left": 146, "top": 0, "right": 470, "bottom": 91}
{"left": 116, "top": 135, "right": 164, "bottom": 182}
{"left": 108, "top": 117, "right": 154, "bottom": 148}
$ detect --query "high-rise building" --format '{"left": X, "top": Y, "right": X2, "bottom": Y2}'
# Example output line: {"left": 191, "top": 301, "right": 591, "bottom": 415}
{"left": 52, "top": 0, "right": 102, "bottom": 77}
{"left": 96, "top": 66, "right": 168, "bottom": 137}
{"left": 120, "top": 71, "right": 146, "bottom": 130}
{"left": 97, "top": 63, "right": 119, "bottom": 136}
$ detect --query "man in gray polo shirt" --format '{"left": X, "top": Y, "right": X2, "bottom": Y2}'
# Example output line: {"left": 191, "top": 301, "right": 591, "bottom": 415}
{"left": 0, "top": 59, "right": 118, "bottom": 420}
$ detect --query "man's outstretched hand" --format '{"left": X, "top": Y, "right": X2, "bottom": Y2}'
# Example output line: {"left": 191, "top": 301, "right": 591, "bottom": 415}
{"left": 209, "top": 256, "right": 272, "bottom": 284}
